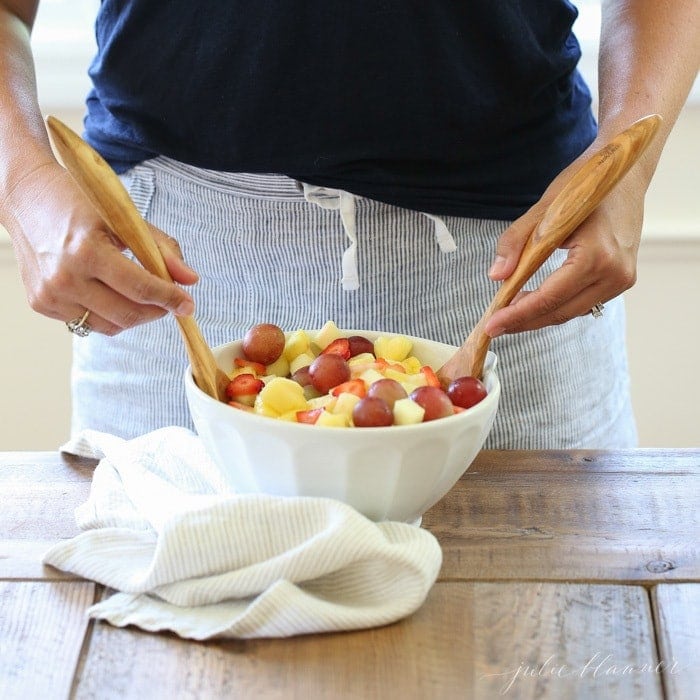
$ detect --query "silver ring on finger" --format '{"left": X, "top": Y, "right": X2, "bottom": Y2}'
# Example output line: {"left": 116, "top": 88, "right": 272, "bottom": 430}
{"left": 66, "top": 309, "right": 92, "bottom": 337}
{"left": 590, "top": 302, "right": 604, "bottom": 319}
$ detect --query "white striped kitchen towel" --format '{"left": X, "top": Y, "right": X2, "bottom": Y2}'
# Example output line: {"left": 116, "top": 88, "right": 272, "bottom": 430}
{"left": 43, "top": 427, "right": 442, "bottom": 640}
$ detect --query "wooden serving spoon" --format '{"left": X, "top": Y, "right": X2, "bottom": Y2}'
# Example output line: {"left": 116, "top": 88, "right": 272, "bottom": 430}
{"left": 46, "top": 115, "right": 230, "bottom": 402}
{"left": 437, "top": 113, "right": 662, "bottom": 386}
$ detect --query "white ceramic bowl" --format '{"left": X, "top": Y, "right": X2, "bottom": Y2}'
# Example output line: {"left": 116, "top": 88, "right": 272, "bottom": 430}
{"left": 185, "top": 330, "right": 500, "bottom": 523}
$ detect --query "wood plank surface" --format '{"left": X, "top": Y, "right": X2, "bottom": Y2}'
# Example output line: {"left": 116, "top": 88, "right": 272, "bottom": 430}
{"left": 0, "top": 540, "right": 81, "bottom": 580}
{"left": 72, "top": 582, "right": 473, "bottom": 700}
{"left": 424, "top": 450, "right": 700, "bottom": 584}
{"left": 0, "top": 452, "right": 93, "bottom": 539}
{"left": 652, "top": 584, "right": 700, "bottom": 700}
{"left": 473, "top": 582, "right": 663, "bottom": 700}
{"left": 0, "top": 581, "right": 96, "bottom": 700}
{"left": 1, "top": 451, "right": 697, "bottom": 699}
{"left": 69, "top": 582, "right": 662, "bottom": 700}
{"left": 2, "top": 450, "right": 699, "bottom": 585}
{"left": 0, "top": 453, "right": 93, "bottom": 581}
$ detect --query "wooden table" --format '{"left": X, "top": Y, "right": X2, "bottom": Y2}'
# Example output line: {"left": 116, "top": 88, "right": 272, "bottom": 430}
{"left": 1, "top": 449, "right": 699, "bottom": 699}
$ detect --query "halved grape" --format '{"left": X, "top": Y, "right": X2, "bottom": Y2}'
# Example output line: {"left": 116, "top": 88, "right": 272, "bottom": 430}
{"left": 347, "top": 335, "right": 375, "bottom": 357}
{"left": 242, "top": 323, "right": 286, "bottom": 365}
{"left": 409, "top": 386, "right": 454, "bottom": 421}
{"left": 308, "top": 354, "right": 351, "bottom": 394}
{"left": 291, "top": 365, "right": 312, "bottom": 387}
{"left": 352, "top": 396, "right": 394, "bottom": 427}
{"left": 367, "top": 378, "right": 407, "bottom": 408}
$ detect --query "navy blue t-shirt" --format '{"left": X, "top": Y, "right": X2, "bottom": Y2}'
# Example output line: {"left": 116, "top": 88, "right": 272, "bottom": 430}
{"left": 84, "top": 1, "right": 596, "bottom": 219}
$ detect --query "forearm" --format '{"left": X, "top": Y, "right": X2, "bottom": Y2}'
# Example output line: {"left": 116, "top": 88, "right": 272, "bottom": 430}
{"left": 597, "top": 0, "right": 700, "bottom": 186}
{"left": 0, "top": 2, "right": 56, "bottom": 212}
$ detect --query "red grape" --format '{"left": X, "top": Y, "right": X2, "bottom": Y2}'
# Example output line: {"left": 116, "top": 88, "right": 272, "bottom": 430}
{"left": 291, "top": 365, "right": 312, "bottom": 387}
{"left": 242, "top": 323, "right": 285, "bottom": 365}
{"left": 367, "top": 378, "right": 407, "bottom": 408}
{"left": 446, "top": 376, "right": 487, "bottom": 409}
{"left": 292, "top": 366, "right": 322, "bottom": 399}
{"left": 347, "top": 335, "right": 375, "bottom": 357}
{"left": 308, "top": 354, "right": 351, "bottom": 394}
{"left": 352, "top": 396, "right": 394, "bottom": 427}
{"left": 409, "top": 386, "right": 454, "bottom": 421}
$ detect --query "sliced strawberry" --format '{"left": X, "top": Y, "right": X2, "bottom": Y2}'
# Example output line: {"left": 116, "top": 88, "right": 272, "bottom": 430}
{"left": 420, "top": 365, "right": 441, "bottom": 388}
{"left": 296, "top": 407, "right": 324, "bottom": 424}
{"left": 233, "top": 357, "right": 267, "bottom": 375}
{"left": 331, "top": 378, "right": 367, "bottom": 398}
{"left": 321, "top": 338, "right": 351, "bottom": 359}
{"left": 225, "top": 373, "right": 265, "bottom": 400}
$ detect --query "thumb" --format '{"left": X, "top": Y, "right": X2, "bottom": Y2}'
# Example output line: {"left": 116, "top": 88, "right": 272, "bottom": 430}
{"left": 488, "top": 209, "right": 539, "bottom": 281}
{"left": 149, "top": 225, "right": 199, "bottom": 285}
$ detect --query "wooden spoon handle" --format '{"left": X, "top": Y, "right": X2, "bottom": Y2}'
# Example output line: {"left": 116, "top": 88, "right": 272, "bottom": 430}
{"left": 45, "top": 115, "right": 228, "bottom": 401}
{"left": 438, "top": 113, "right": 662, "bottom": 383}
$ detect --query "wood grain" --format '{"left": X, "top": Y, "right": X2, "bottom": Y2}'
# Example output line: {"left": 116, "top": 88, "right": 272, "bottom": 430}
{"left": 473, "top": 583, "right": 662, "bottom": 699}
{"left": 2, "top": 450, "right": 698, "bottom": 583}
{"left": 651, "top": 584, "right": 700, "bottom": 700}
{"left": 0, "top": 451, "right": 697, "bottom": 698}
{"left": 425, "top": 450, "right": 700, "bottom": 583}
{"left": 0, "top": 454, "right": 88, "bottom": 551}
{"left": 0, "top": 581, "right": 95, "bottom": 699}
{"left": 72, "top": 583, "right": 473, "bottom": 699}
{"left": 69, "top": 583, "right": 662, "bottom": 700}
{"left": 0, "top": 453, "right": 91, "bottom": 580}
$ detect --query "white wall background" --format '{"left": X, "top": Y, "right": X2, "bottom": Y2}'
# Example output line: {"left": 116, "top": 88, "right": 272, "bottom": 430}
{"left": 1, "top": 2, "right": 698, "bottom": 449}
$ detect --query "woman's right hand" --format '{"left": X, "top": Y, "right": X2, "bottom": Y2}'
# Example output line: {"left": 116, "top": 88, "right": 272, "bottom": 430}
{"left": 3, "top": 160, "right": 198, "bottom": 336}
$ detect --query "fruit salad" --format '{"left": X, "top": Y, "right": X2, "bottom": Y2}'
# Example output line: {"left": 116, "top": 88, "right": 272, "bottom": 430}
{"left": 225, "top": 321, "right": 487, "bottom": 428}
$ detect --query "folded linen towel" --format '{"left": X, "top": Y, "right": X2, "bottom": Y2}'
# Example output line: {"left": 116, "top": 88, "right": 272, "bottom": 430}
{"left": 44, "top": 427, "right": 442, "bottom": 640}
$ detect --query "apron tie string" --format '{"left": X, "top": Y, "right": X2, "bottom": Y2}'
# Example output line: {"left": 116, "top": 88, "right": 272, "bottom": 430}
{"left": 302, "top": 184, "right": 457, "bottom": 291}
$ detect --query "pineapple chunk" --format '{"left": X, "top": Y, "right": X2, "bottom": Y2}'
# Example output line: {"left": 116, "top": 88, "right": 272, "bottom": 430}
{"left": 393, "top": 397, "right": 425, "bottom": 425}
{"left": 289, "top": 352, "right": 316, "bottom": 375}
{"left": 253, "top": 394, "right": 279, "bottom": 417}
{"left": 283, "top": 330, "right": 312, "bottom": 362}
{"left": 307, "top": 394, "right": 335, "bottom": 410}
{"left": 316, "top": 410, "right": 349, "bottom": 427}
{"left": 400, "top": 374, "right": 427, "bottom": 394}
{"left": 374, "top": 335, "right": 413, "bottom": 362}
{"left": 349, "top": 361, "right": 376, "bottom": 378}
{"left": 278, "top": 409, "right": 301, "bottom": 422}
{"left": 401, "top": 356, "right": 422, "bottom": 374}
{"left": 266, "top": 354, "right": 290, "bottom": 378}
{"left": 384, "top": 367, "right": 409, "bottom": 383}
{"left": 332, "top": 392, "right": 361, "bottom": 418}
{"left": 258, "top": 377, "right": 308, "bottom": 416}
{"left": 360, "top": 368, "right": 385, "bottom": 386}
{"left": 348, "top": 352, "right": 376, "bottom": 366}
{"left": 314, "top": 320, "right": 343, "bottom": 350}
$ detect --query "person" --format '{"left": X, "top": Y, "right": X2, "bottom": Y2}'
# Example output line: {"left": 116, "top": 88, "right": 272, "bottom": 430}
{"left": 1, "top": 1, "right": 698, "bottom": 447}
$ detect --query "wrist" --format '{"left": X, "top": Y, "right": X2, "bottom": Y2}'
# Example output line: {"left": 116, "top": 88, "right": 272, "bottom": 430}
{"left": 0, "top": 138, "right": 58, "bottom": 212}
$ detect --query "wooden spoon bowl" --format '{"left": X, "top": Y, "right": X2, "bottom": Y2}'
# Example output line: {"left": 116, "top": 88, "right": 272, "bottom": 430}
{"left": 437, "top": 113, "right": 662, "bottom": 386}
{"left": 46, "top": 116, "right": 229, "bottom": 402}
